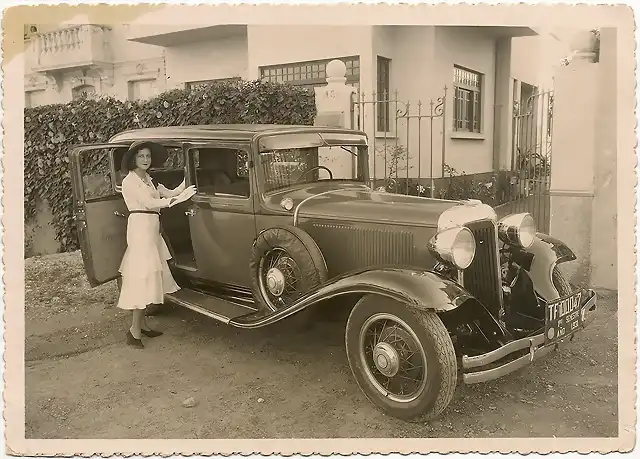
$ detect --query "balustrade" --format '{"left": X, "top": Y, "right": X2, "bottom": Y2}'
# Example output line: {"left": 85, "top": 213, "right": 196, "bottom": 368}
{"left": 30, "top": 24, "right": 112, "bottom": 72}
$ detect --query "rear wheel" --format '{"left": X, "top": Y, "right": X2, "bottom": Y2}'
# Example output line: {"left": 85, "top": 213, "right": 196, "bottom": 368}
{"left": 345, "top": 295, "right": 457, "bottom": 422}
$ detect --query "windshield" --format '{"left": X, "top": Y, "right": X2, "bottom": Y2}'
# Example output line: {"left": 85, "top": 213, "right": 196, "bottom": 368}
{"left": 258, "top": 132, "right": 369, "bottom": 194}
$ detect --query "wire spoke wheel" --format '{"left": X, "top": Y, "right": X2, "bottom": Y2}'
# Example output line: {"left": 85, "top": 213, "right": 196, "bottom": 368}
{"left": 258, "top": 247, "right": 304, "bottom": 311}
{"left": 358, "top": 313, "right": 428, "bottom": 403}
{"left": 346, "top": 295, "right": 458, "bottom": 421}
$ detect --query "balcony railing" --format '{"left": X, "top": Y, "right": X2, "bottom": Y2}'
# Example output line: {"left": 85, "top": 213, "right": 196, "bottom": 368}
{"left": 29, "top": 25, "right": 112, "bottom": 72}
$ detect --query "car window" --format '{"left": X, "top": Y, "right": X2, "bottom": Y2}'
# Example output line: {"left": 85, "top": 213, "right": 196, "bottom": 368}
{"left": 257, "top": 132, "right": 368, "bottom": 194}
{"left": 260, "top": 145, "right": 364, "bottom": 194}
{"left": 114, "top": 146, "right": 184, "bottom": 188}
{"left": 260, "top": 148, "right": 314, "bottom": 192}
{"left": 192, "top": 147, "right": 251, "bottom": 199}
{"left": 80, "top": 148, "right": 119, "bottom": 201}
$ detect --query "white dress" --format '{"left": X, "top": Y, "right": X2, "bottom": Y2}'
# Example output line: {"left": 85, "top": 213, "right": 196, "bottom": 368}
{"left": 116, "top": 171, "right": 186, "bottom": 310}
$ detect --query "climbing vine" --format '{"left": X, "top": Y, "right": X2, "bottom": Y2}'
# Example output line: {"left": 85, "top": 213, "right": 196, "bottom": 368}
{"left": 24, "top": 79, "right": 316, "bottom": 252}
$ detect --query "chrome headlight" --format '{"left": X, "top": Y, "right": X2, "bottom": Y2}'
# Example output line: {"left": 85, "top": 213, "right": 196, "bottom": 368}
{"left": 497, "top": 213, "right": 536, "bottom": 248}
{"left": 428, "top": 226, "right": 476, "bottom": 270}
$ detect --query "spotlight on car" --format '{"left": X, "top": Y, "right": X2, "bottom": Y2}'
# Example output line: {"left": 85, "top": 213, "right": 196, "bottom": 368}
{"left": 428, "top": 226, "right": 476, "bottom": 270}
{"left": 497, "top": 213, "right": 536, "bottom": 249}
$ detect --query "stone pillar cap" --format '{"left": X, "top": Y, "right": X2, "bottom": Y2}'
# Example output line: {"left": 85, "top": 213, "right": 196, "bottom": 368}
{"left": 326, "top": 59, "right": 347, "bottom": 84}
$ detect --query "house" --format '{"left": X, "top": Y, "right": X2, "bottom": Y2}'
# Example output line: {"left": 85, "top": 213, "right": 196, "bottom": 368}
{"left": 23, "top": 23, "right": 166, "bottom": 108}
{"left": 24, "top": 23, "right": 545, "bottom": 186}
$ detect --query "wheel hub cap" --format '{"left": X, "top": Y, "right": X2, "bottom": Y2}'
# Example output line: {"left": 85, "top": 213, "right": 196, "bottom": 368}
{"left": 373, "top": 342, "right": 400, "bottom": 377}
{"left": 266, "top": 267, "right": 286, "bottom": 296}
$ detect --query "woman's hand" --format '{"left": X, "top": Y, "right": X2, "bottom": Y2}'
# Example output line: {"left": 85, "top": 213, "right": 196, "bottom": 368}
{"left": 180, "top": 185, "right": 197, "bottom": 201}
{"left": 167, "top": 185, "right": 197, "bottom": 207}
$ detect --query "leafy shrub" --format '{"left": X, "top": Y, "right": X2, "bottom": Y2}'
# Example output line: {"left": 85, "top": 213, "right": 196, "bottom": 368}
{"left": 24, "top": 79, "right": 317, "bottom": 252}
{"left": 372, "top": 143, "right": 497, "bottom": 205}
{"left": 437, "top": 165, "right": 497, "bottom": 206}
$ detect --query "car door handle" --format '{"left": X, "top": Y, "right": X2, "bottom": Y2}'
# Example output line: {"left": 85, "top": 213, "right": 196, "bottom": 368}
{"left": 185, "top": 209, "right": 196, "bottom": 217}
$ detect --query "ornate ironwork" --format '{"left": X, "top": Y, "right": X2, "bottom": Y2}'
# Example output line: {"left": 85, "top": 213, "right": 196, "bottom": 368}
{"left": 350, "top": 86, "right": 448, "bottom": 198}
{"left": 504, "top": 87, "right": 555, "bottom": 233}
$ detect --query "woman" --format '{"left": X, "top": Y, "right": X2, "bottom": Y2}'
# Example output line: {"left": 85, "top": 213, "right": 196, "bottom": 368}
{"left": 116, "top": 140, "right": 196, "bottom": 349}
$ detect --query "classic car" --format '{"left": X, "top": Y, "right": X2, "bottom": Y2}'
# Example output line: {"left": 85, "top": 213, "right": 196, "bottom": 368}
{"left": 69, "top": 124, "right": 598, "bottom": 422}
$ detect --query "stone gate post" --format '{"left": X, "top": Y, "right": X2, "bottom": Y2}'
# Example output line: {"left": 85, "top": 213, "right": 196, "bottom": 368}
{"left": 314, "top": 59, "right": 357, "bottom": 129}
{"left": 313, "top": 59, "right": 358, "bottom": 179}
{"left": 549, "top": 29, "right": 617, "bottom": 290}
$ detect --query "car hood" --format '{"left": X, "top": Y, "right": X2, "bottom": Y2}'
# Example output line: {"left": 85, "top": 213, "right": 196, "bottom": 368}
{"left": 263, "top": 183, "right": 463, "bottom": 228}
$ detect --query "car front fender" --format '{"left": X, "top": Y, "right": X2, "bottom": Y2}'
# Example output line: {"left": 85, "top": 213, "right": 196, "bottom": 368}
{"left": 510, "top": 232, "right": 577, "bottom": 301}
{"left": 229, "top": 267, "right": 477, "bottom": 328}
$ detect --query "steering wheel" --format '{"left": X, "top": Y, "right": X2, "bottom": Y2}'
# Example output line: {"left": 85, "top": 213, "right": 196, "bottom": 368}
{"left": 295, "top": 166, "right": 334, "bottom": 183}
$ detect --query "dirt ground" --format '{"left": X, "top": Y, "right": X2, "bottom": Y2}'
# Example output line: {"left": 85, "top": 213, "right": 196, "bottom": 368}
{"left": 25, "top": 251, "right": 619, "bottom": 439}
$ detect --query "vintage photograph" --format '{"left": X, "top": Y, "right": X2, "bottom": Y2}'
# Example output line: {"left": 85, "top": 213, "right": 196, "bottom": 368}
{"left": 2, "top": 2, "right": 636, "bottom": 456}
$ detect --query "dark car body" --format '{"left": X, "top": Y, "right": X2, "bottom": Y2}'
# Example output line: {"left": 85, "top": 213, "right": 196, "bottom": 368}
{"left": 69, "top": 124, "right": 598, "bottom": 421}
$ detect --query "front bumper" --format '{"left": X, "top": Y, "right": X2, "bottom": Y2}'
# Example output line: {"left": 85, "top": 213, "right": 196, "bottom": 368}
{"left": 461, "top": 288, "right": 598, "bottom": 384}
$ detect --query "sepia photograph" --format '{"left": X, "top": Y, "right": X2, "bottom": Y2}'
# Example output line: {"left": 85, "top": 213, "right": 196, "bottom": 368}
{"left": 2, "top": 2, "right": 636, "bottom": 456}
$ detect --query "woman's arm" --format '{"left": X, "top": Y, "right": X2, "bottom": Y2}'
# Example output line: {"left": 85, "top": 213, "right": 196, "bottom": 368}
{"left": 157, "top": 178, "right": 186, "bottom": 198}
{"left": 123, "top": 176, "right": 175, "bottom": 211}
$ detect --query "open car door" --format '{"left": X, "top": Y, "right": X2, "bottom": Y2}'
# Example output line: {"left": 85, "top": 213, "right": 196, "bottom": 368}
{"left": 69, "top": 143, "right": 129, "bottom": 287}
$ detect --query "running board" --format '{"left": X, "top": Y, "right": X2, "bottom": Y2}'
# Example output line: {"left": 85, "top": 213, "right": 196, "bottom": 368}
{"left": 165, "top": 288, "right": 258, "bottom": 324}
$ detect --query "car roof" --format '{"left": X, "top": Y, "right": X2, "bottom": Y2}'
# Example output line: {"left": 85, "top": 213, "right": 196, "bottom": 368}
{"left": 108, "top": 124, "right": 367, "bottom": 144}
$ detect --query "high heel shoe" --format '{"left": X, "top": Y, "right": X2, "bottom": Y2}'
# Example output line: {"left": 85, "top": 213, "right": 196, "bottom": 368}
{"left": 126, "top": 330, "right": 144, "bottom": 349}
{"left": 141, "top": 329, "right": 163, "bottom": 338}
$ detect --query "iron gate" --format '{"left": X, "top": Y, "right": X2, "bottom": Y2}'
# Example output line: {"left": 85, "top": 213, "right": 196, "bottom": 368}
{"left": 349, "top": 86, "right": 554, "bottom": 235}
{"left": 350, "top": 88, "right": 447, "bottom": 197}
{"left": 501, "top": 89, "right": 554, "bottom": 233}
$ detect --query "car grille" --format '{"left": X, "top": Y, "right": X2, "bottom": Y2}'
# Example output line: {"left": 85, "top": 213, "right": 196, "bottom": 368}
{"left": 464, "top": 219, "right": 502, "bottom": 315}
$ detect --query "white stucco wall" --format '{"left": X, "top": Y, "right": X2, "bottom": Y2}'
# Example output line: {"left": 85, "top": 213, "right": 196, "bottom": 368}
{"left": 361, "top": 26, "right": 500, "bottom": 181}
{"left": 371, "top": 25, "right": 397, "bottom": 94}
{"left": 368, "top": 26, "right": 438, "bottom": 182}
{"left": 164, "top": 34, "right": 248, "bottom": 88}
{"left": 113, "top": 25, "right": 166, "bottom": 63}
{"left": 434, "top": 27, "right": 497, "bottom": 175}
{"left": 246, "top": 25, "right": 373, "bottom": 81}
{"left": 511, "top": 29, "right": 577, "bottom": 90}
{"left": 590, "top": 27, "right": 618, "bottom": 290}
{"left": 511, "top": 36, "right": 542, "bottom": 86}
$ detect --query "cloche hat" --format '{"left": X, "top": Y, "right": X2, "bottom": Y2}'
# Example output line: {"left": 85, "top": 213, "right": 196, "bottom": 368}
{"left": 120, "top": 140, "right": 169, "bottom": 174}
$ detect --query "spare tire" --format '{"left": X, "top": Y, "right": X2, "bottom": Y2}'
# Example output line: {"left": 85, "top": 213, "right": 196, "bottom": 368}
{"left": 250, "top": 226, "right": 328, "bottom": 313}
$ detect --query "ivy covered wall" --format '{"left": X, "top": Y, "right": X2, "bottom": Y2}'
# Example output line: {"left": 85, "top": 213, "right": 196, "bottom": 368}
{"left": 24, "top": 80, "right": 317, "bottom": 256}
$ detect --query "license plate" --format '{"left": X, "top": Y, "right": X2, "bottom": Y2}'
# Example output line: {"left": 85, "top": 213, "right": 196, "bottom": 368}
{"left": 544, "top": 291, "right": 584, "bottom": 345}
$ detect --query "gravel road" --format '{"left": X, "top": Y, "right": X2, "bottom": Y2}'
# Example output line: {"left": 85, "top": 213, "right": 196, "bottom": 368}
{"left": 25, "top": 251, "right": 619, "bottom": 439}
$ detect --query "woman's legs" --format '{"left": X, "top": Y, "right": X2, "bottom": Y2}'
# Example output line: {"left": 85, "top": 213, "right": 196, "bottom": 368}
{"left": 140, "top": 305, "right": 164, "bottom": 338}
{"left": 130, "top": 309, "right": 145, "bottom": 339}
{"left": 141, "top": 309, "right": 154, "bottom": 331}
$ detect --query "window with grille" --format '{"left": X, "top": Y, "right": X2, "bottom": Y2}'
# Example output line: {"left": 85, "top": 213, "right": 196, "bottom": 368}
{"left": 453, "top": 66, "right": 483, "bottom": 133}
{"left": 185, "top": 77, "right": 241, "bottom": 90}
{"left": 259, "top": 56, "right": 360, "bottom": 89}
{"left": 377, "top": 56, "right": 391, "bottom": 132}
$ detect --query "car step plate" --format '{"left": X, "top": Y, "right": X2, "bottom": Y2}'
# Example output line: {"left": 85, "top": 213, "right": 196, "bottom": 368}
{"left": 166, "top": 288, "right": 257, "bottom": 324}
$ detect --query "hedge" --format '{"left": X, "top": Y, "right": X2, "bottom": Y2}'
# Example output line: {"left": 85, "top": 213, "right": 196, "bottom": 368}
{"left": 24, "top": 79, "right": 317, "bottom": 253}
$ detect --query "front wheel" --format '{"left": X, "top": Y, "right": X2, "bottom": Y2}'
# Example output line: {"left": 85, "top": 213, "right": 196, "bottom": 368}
{"left": 345, "top": 295, "right": 458, "bottom": 422}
